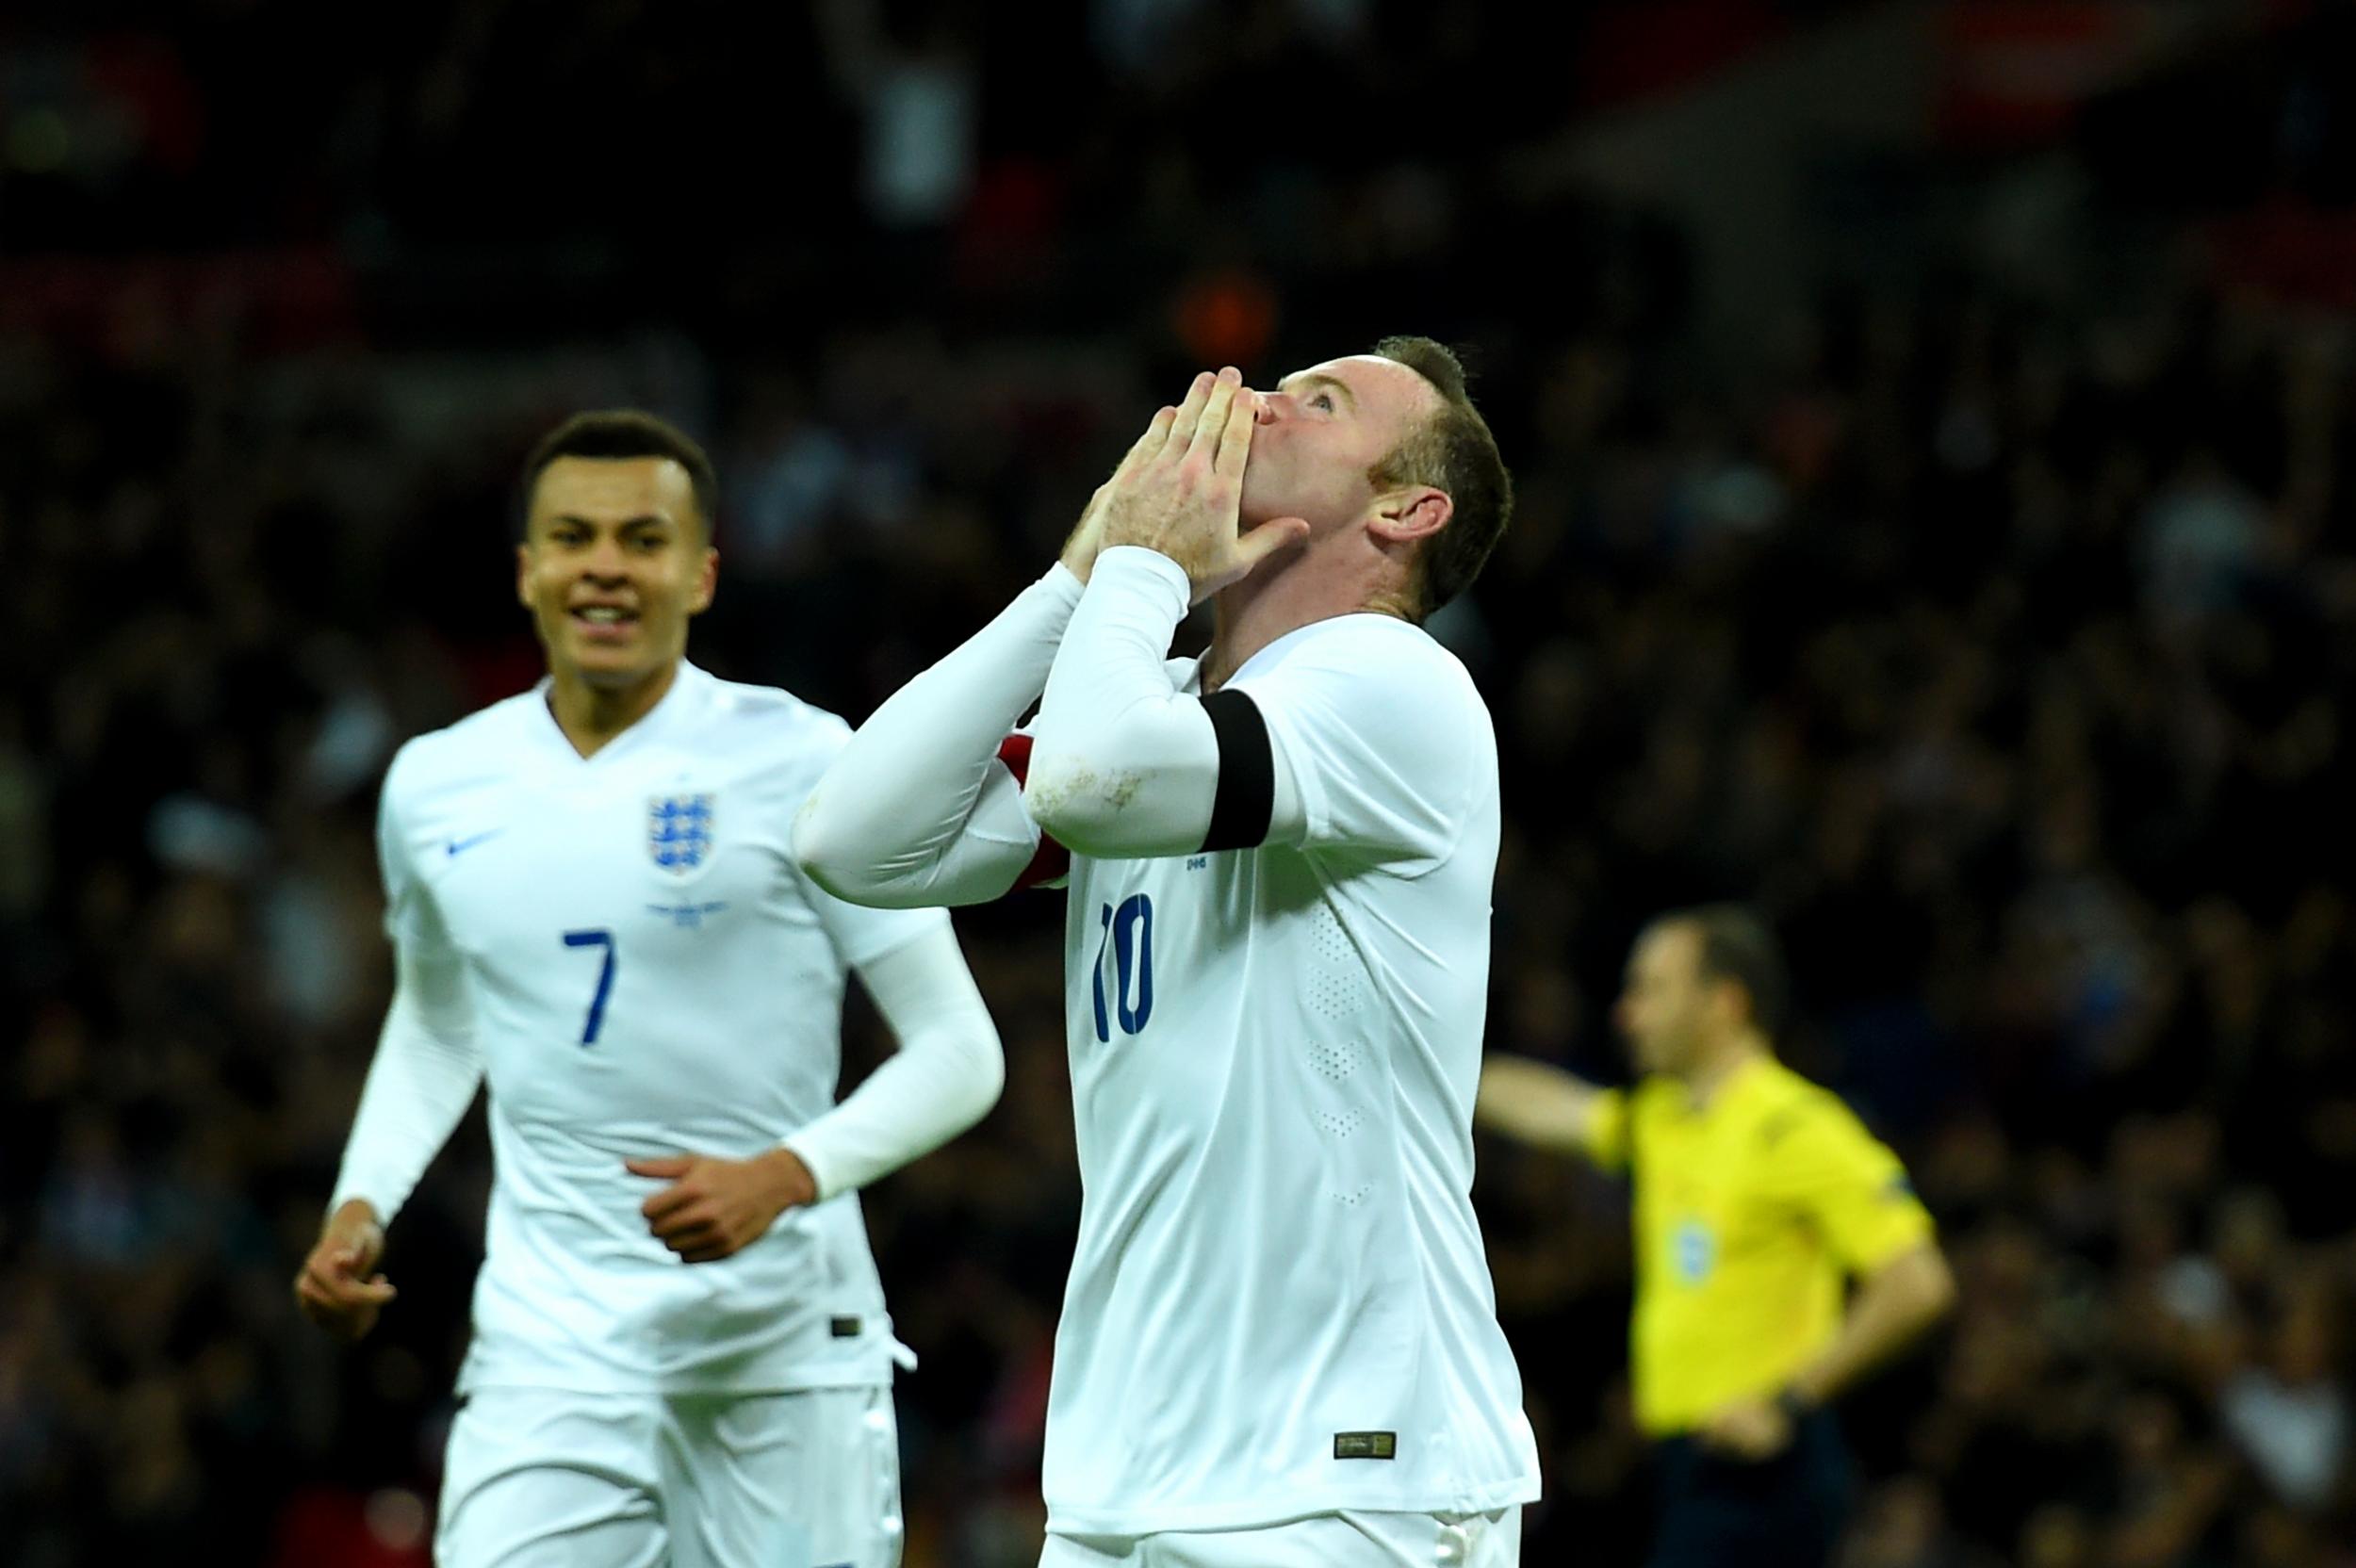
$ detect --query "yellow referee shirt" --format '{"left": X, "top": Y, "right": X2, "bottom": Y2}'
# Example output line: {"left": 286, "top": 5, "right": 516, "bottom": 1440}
{"left": 1584, "top": 1055, "right": 1933, "bottom": 1437}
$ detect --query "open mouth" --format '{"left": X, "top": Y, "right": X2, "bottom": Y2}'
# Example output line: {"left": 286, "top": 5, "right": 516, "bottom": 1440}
{"left": 570, "top": 604, "right": 640, "bottom": 642}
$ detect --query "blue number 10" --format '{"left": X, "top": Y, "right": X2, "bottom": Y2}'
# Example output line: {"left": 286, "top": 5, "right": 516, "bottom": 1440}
{"left": 562, "top": 928, "right": 616, "bottom": 1045}
{"left": 1090, "top": 894, "right": 1154, "bottom": 1043}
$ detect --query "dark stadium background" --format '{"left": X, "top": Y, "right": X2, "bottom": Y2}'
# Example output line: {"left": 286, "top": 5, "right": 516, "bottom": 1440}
{"left": 5, "top": 1, "right": 2355, "bottom": 1563}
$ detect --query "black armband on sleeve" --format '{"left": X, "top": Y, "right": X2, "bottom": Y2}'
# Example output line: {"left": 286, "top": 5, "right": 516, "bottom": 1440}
{"left": 1199, "top": 689, "right": 1276, "bottom": 853}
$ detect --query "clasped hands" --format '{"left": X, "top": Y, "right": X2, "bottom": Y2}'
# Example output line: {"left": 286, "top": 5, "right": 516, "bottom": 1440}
{"left": 1061, "top": 367, "right": 1310, "bottom": 603}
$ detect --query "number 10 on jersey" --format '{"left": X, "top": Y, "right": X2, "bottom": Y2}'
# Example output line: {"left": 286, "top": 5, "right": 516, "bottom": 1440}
{"left": 1090, "top": 895, "right": 1154, "bottom": 1043}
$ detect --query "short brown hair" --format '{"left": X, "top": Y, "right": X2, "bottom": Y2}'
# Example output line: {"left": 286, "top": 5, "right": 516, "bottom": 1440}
{"left": 518, "top": 410, "right": 717, "bottom": 539}
{"left": 1366, "top": 335, "right": 1513, "bottom": 617}
{"left": 1656, "top": 904, "right": 1791, "bottom": 1041}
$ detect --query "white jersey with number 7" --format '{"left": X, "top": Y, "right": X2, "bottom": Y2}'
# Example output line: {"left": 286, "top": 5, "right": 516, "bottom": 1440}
{"left": 373, "top": 662, "right": 943, "bottom": 1395}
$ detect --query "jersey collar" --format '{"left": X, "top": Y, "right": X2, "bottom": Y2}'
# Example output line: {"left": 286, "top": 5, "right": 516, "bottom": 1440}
{"left": 531, "top": 660, "right": 714, "bottom": 763}
{"left": 1676, "top": 1051, "right": 1776, "bottom": 1118}
{"left": 1215, "top": 611, "right": 1426, "bottom": 691}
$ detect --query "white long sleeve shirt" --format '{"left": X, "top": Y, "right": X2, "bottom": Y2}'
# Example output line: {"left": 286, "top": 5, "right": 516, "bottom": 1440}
{"left": 797, "top": 548, "right": 1539, "bottom": 1533}
{"left": 333, "top": 662, "right": 1003, "bottom": 1395}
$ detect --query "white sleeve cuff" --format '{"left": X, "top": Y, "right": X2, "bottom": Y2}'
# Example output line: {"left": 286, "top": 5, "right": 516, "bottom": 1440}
{"left": 1088, "top": 546, "right": 1192, "bottom": 612}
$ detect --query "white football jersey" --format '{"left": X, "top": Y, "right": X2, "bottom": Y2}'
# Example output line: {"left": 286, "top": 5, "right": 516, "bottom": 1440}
{"left": 1043, "top": 614, "right": 1540, "bottom": 1534}
{"left": 379, "top": 662, "right": 944, "bottom": 1394}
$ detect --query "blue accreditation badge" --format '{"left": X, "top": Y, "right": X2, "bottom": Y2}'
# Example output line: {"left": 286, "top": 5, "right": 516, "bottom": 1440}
{"left": 1672, "top": 1217, "right": 1717, "bottom": 1284}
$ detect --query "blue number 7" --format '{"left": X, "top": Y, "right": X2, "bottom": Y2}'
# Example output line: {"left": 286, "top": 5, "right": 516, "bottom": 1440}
{"left": 562, "top": 929, "right": 616, "bottom": 1045}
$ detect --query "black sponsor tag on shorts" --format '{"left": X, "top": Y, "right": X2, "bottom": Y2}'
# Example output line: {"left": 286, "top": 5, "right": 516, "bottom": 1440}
{"left": 1333, "top": 1431, "right": 1397, "bottom": 1461}
{"left": 830, "top": 1315, "right": 862, "bottom": 1338}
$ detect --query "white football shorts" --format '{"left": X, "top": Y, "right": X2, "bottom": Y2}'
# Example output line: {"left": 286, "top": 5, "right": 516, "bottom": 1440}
{"left": 436, "top": 1383, "right": 901, "bottom": 1568}
{"left": 1037, "top": 1507, "right": 1521, "bottom": 1568}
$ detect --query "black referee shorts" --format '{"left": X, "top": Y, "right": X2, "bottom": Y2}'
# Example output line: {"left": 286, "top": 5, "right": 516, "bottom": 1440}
{"left": 1646, "top": 1410, "right": 1853, "bottom": 1568}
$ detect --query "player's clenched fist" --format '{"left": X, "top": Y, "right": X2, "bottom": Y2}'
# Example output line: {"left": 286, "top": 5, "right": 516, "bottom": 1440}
{"left": 1094, "top": 367, "right": 1308, "bottom": 604}
{"left": 628, "top": 1147, "right": 819, "bottom": 1264}
{"left": 295, "top": 1199, "right": 397, "bottom": 1342}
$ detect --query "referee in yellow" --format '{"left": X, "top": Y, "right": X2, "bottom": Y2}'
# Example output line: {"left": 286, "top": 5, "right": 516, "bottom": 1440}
{"left": 1479, "top": 905, "right": 1955, "bottom": 1567}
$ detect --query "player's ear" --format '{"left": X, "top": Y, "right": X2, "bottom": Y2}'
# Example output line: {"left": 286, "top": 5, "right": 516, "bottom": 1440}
{"left": 1368, "top": 486, "right": 1450, "bottom": 546}
{"left": 515, "top": 542, "right": 534, "bottom": 610}
{"left": 688, "top": 546, "right": 718, "bottom": 614}
{"left": 1710, "top": 977, "right": 1744, "bottom": 1032}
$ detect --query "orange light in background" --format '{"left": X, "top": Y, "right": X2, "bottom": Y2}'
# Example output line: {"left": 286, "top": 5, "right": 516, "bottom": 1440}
{"left": 1171, "top": 268, "right": 1280, "bottom": 370}
{"left": 1937, "top": 1, "right": 2137, "bottom": 151}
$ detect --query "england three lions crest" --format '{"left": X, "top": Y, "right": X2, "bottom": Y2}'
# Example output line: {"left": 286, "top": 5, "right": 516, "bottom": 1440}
{"left": 648, "top": 793, "right": 715, "bottom": 877}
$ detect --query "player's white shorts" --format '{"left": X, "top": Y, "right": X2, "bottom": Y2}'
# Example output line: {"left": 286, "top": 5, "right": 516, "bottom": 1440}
{"left": 1038, "top": 1507, "right": 1520, "bottom": 1568}
{"left": 436, "top": 1384, "right": 901, "bottom": 1568}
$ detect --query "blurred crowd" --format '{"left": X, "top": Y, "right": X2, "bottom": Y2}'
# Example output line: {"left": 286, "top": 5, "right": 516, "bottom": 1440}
{"left": 6, "top": 1, "right": 2356, "bottom": 1565}
{"left": 1479, "top": 280, "right": 2356, "bottom": 1565}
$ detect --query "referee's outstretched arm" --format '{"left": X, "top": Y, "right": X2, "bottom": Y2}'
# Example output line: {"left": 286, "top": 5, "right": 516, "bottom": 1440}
{"left": 1474, "top": 1055, "right": 1606, "bottom": 1154}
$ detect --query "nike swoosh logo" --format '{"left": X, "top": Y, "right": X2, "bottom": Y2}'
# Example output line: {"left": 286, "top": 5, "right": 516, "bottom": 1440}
{"left": 446, "top": 830, "right": 504, "bottom": 858}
